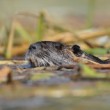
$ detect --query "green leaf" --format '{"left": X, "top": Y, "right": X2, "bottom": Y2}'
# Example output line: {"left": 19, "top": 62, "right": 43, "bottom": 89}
{"left": 15, "top": 22, "right": 32, "bottom": 42}
{"left": 81, "top": 64, "right": 107, "bottom": 78}
{"left": 86, "top": 48, "right": 108, "bottom": 55}
{"left": 31, "top": 73, "right": 54, "bottom": 81}
{"left": 36, "top": 12, "right": 45, "bottom": 41}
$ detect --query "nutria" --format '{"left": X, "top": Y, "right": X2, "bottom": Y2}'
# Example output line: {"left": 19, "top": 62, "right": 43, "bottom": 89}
{"left": 24, "top": 41, "right": 75, "bottom": 68}
{"left": 20, "top": 41, "right": 110, "bottom": 68}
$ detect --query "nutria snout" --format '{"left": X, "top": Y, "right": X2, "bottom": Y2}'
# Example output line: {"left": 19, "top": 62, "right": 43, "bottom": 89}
{"left": 20, "top": 41, "right": 110, "bottom": 69}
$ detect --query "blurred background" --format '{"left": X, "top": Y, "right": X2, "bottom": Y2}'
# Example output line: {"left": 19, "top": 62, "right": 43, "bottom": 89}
{"left": 0, "top": 0, "right": 110, "bottom": 59}
{"left": 0, "top": 1, "right": 110, "bottom": 110}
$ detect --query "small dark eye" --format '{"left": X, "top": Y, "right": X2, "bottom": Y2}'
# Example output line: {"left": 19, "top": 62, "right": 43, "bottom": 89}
{"left": 29, "top": 45, "right": 36, "bottom": 50}
{"left": 32, "top": 46, "right": 36, "bottom": 49}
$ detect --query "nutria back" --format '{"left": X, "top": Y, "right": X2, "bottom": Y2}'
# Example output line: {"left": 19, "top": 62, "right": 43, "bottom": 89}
{"left": 25, "top": 41, "right": 75, "bottom": 67}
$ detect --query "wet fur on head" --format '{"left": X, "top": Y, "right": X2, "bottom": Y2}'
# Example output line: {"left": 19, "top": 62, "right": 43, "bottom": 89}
{"left": 25, "top": 41, "right": 75, "bottom": 67}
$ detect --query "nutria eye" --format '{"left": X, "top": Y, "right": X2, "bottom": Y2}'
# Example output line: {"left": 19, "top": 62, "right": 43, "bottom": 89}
{"left": 29, "top": 45, "right": 36, "bottom": 50}
{"left": 32, "top": 46, "right": 36, "bottom": 49}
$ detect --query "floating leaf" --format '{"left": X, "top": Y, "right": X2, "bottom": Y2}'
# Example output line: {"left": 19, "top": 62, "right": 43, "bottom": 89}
{"left": 81, "top": 64, "right": 107, "bottom": 78}
{"left": 31, "top": 73, "right": 55, "bottom": 81}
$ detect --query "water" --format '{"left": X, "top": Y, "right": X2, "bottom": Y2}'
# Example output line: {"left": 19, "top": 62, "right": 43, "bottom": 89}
{"left": 1, "top": 95, "right": 110, "bottom": 110}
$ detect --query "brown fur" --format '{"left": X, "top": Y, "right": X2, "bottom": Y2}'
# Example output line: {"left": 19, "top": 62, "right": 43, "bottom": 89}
{"left": 25, "top": 41, "right": 75, "bottom": 67}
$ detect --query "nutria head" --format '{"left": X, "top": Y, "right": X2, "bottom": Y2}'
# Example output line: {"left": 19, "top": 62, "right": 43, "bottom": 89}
{"left": 25, "top": 41, "right": 75, "bottom": 67}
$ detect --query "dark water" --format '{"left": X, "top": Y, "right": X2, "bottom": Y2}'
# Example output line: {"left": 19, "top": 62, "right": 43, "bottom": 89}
{"left": 0, "top": 95, "right": 110, "bottom": 110}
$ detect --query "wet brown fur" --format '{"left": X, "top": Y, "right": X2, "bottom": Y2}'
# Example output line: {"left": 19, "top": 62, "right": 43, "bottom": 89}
{"left": 25, "top": 41, "right": 75, "bottom": 67}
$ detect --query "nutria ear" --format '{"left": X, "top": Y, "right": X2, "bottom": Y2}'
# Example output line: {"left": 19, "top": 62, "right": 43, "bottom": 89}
{"left": 72, "top": 45, "right": 80, "bottom": 51}
{"left": 72, "top": 45, "right": 83, "bottom": 57}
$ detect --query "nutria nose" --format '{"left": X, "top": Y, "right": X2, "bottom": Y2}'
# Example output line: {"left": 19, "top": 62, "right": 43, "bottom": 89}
{"left": 29, "top": 45, "right": 36, "bottom": 50}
